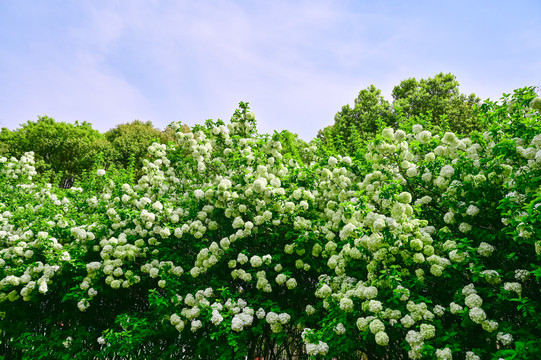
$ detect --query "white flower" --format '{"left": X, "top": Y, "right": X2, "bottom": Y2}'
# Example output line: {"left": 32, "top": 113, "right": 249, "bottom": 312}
{"left": 450, "top": 302, "right": 463, "bottom": 314}
{"left": 375, "top": 331, "right": 389, "bottom": 346}
{"left": 275, "top": 274, "right": 287, "bottom": 285}
{"left": 237, "top": 253, "right": 248, "bottom": 264}
{"left": 316, "top": 284, "right": 332, "bottom": 298}
{"left": 204, "top": 309, "right": 221, "bottom": 326}
{"left": 458, "top": 222, "right": 472, "bottom": 233}
{"left": 416, "top": 130, "right": 432, "bottom": 143}
{"left": 286, "top": 278, "right": 297, "bottom": 289}
{"left": 466, "top": 205, "right": 479, "bottom": 216}
{"left": 440, "top": 165, "right": 455, "bottom": 178}
{"left": 481, "top": 320, "right": 498, "bottom": 332}
{"left": 477, "top": 242, "right": 495, "bottom": 257}
{"left": 194, "top": 189, "right": 205, "bottom": 199}
{"left": 256, "top": 308, "right": 266, "bottom": 319}
{"left": 420, "top": 323, "right": 435, "bottom": 339}
{"left": 497, "top": 332, "right": 513, "bottom": 346}
{"left": 339, "top": 297, "right": 354, "bottom": 312}
{"left": 515, "top": 269, "right": 530, "bottom": 282}
{"left": 328, "top": 157, "right": 338, "bottom": 166}
{"left": 465, "top": 351, "right": 480, "bottom": 360}
{"left": 331, "top": 322, "right": 345, "bottom": 335}
{"left": 412, "top": 124, "right": 423, "bottom": 134}
{"left": 191, "top": 320, "right": 202, "bottom": 332}
{"left": 368, "top": 300, "right": 382, "bottom": 313}
{"left": 435, "top": 347, "right": 452, "bottom": 360}
{"left": 469, "top": 307, "right": 487, "bottom": 324}
{"left": 465, "top": 294, "right": 483, "bottom": 308}
{"left": 394, "top": 130, "right": 406, "bottom": 141}
{"left": 97, "top": 169, "right": 106, "bottom": 176}
{"left": 250, "top": 255, "right": 262, "bottom": 268}
{"left": 503, "top": 282, "right": 522, "bottom": 295}
{"left": 369, "top": 319, "right": 385, "bottom": 334}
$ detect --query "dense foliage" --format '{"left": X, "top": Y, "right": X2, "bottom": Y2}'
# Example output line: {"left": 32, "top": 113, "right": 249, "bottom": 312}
{"left": 0, "top": 118, "right": 176, "bottom": 185}
{"left": 0, "top": 89, "right": 540, "bottom": 360}
{"left": 321, "top": 73, "right": 482, "bottom": 155}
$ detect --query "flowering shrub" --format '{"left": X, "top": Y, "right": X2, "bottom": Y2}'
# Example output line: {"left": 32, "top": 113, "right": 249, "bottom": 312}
{"left": 0, "top": 90, "right": 540, "bottom": 359}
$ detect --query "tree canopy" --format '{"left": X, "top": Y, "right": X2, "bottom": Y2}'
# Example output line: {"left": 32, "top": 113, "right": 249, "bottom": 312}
{"left": 322, "top": 73, "right": 482, "bottom": 154}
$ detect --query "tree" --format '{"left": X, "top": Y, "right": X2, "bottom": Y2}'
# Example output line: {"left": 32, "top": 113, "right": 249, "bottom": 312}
{"left": 0, "top": 116, "right": 114, "bottom": 181}
{"left": 105, "top": 120, "right": 175, "bottom": 169}
{"left": 323, "top": 73, "right": 482, "bottom": 154}
{"left": 392, "top": 72, "right": 481, "bottom": 133}
{"left": 321, "top": 85, "right": 394, "bottom": 154}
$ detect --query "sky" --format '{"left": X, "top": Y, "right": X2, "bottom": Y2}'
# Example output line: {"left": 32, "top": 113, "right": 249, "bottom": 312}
{"left": 1, "top": 1, "right": 540, "bottom": 141}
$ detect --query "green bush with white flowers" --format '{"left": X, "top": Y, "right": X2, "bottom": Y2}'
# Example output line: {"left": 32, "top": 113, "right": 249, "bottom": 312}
{"left": 0, "top": 88, "right": 540, "bottom": 359}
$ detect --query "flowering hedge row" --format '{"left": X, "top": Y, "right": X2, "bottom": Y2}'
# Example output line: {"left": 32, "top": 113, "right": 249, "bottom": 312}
{"left": 0, "top": 89, "right": 540, "bottom": 359}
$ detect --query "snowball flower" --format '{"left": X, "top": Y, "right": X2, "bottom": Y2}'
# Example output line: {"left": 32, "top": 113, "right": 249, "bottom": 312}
{"left": 477, "top": 242, "right": 495, "bottom": 257}
{"left": 339, "top": 297, "right": 354, "bottom": 312}
{"left": 465, "top": 294, "right": 483, "bottom": 308}
{"left": 420, "top": 324, "right": 435, "bottom": 339}
{"left": 450, "top": 302, "right": 463, "bottom": 314}
{"left": 497, "top": 332, "right": 513, "bottom": 346}
{"left": 191, "top": 320, "right": 202, "bottom": 332}
{"left": 250, "top": 255, "right": 262, "bottom": 268}
{"left": 369, "top": 319, "right": 385, "bottom": 334}
{"left": 316, "top": 284, "right": 332, "bottom": 298}
{"left": 305, "top": 341, "right": 329, "bottom": 356}
{"left": 275, "top": 274, "right": 287, "bottom": 285}
{"left": 375, "top": 331, "right": 389, "bottom": 346}
{"left": 368, "top": 300, "right": 383, "bottom": 313}
{"left": 328, "top": 157, "right": 338, "bottom": 166}
{"left": 458, "top": 222, "right": 472, "bottom": 233}
{"left": 466, "top": 205, "right": 479, "bottom": 216}
{"left": 417, "top": 130, "right": 432, "bottom": 143}
{"left": 334, "top": 322, "right": 346, "bottom": 335}
{"left": 211, "top": 310, "right": 223, "bottom": 325}
{"left": 469, "top": 307, "right": 487, "bottom": 324}
{"left": 398, "top": 192, "right": 412, "bottom": 204}
{"left": 482, "top": 320, "right": 498, "bottom": 332}
{"left": 466, "top": 351, "right": 480, "bottom": 360}
{"left": 435, "top": 347, "right": 452, "bottom": 360}
{"left": 440, "top": 165, "right": 455, "bottom": 178}
{"left": 237, "top": 253, "right": 248, "bottom": 264}
{"left": 286, "top": 278, "right": 297, "bottom": 289}
{"left": 394, "top": 130, "right": 406, "bottom": 141}
{"left": 97, "top": 169, "right": 106, "bottom": 176}
{"left": 504, "top": 282, "right": 522, "bottom": 295}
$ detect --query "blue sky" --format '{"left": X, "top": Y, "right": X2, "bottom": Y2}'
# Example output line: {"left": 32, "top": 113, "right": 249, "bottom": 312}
{"left": 1, "top": 1, "right": 540, "bottom": 141}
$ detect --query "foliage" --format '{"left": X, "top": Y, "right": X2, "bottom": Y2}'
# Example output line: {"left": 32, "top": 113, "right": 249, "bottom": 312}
{"left": 323, "top": 73, "right": 482, "bottom": 156}
{"left": 326, "top": 85, "right": 395, "bottom": 155}
{"left": 104, "top": 120, "right": 176, "bottom": 170}
{"left": 392, "top": 72, "right": 481, "bottom": 134}
{"left": 0, "top": 116, "right": 114, "bottom": 181}
{"left": 0, "top": 90, "right": 540, "bottom": 360}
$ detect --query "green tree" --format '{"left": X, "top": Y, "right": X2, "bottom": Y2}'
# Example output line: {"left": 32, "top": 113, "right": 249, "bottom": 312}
{"left": 323, "top": 73, "right": 482, "bottom": 155}
{"left": 321, "top": 85, "right": 394, "bottom": 154}
{"left": 105, "top": 120, "right": 174, "bottom": 169}
{"left": 0, "top": 116, "right": 113, "bottom": 181}
{"left": 392, "top": 72, "right": 481, "bottom": 133}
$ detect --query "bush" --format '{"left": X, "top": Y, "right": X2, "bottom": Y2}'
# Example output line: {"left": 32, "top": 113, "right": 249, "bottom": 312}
{"left": 0, "top": 91, "right": 540, "bottom": 359}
